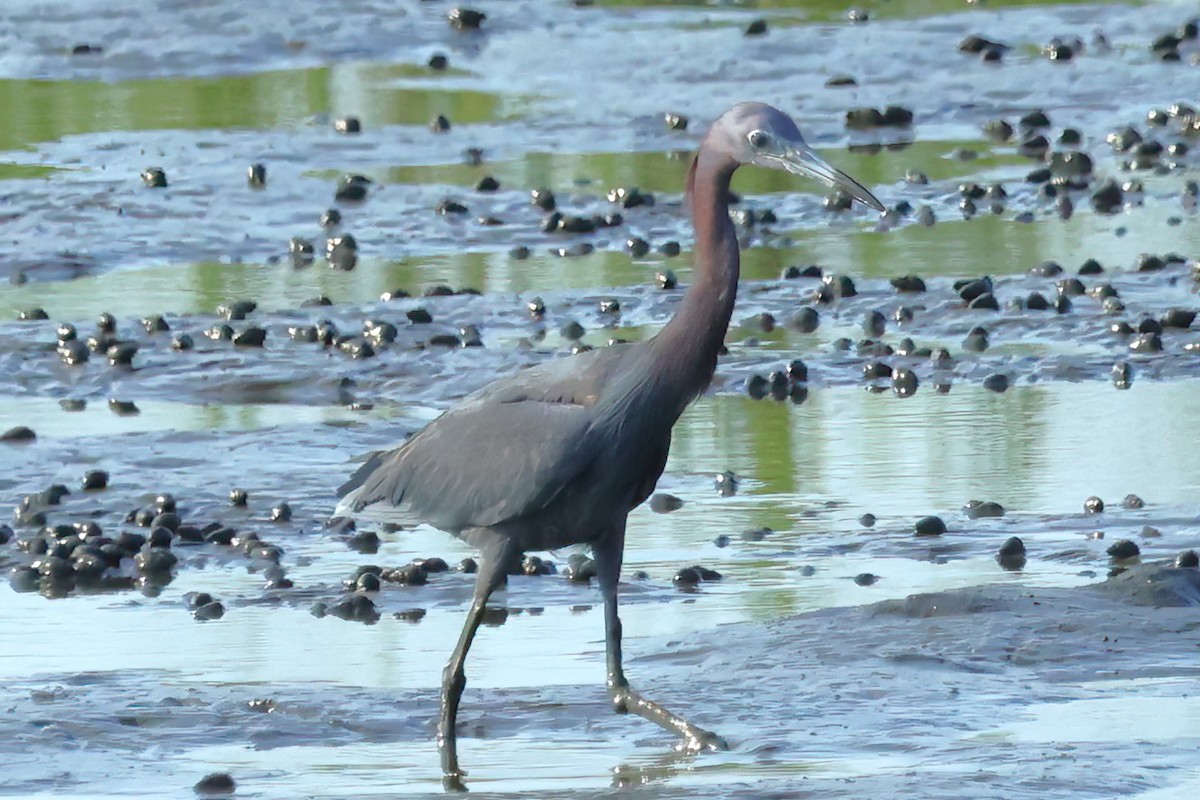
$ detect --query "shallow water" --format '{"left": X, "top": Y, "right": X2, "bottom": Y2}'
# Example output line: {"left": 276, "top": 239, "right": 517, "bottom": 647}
{"left": 2, "top": 0, "right": 1200, "bottom": 797}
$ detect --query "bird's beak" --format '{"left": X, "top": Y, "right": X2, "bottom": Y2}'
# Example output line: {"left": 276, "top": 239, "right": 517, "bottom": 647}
{"left": 774, "top": 145, "right": 885, "bottom": 212}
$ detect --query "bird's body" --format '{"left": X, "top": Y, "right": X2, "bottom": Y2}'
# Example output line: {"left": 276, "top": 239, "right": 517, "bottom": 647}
{"left": 335, "top": 102, "right": 882, "bottom": 789}
{"left": 340, "top": 341, "right": 672, "bottom": 553}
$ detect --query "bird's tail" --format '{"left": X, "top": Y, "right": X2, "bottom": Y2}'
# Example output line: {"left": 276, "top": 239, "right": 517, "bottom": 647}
{"left": 333, "top": 450, "right": 388, "bottom": 513}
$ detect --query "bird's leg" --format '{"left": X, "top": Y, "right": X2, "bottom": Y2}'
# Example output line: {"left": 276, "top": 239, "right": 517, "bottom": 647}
{"left": 439, "top": 543, "right": 513, "bottom": 792}
{"left": 593, "top": 528, "right": 728, "bottom": 753}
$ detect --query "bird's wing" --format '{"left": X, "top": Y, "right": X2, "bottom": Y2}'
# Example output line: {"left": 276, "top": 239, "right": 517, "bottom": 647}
{"left": 336, "top": 346, "right": 631, "bottom": 532}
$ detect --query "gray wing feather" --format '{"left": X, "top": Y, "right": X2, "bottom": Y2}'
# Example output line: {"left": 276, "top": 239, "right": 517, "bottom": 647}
{"left": 337, "top": 346, "right": 631, "bottom": 531}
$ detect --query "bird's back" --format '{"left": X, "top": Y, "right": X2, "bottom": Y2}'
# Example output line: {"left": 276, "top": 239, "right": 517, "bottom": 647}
{"left": 335, "top": 343, "right": 667, "bottom": 544}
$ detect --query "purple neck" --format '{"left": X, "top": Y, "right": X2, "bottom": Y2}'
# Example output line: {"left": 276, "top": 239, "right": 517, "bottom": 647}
{"left": 650, "top": 147, "right": 740, "bottom": 403}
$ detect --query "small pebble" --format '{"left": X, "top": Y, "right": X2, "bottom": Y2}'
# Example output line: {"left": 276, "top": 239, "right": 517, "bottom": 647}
{"left": 914, "top": 516, "right": 946, "bottom": 536}
{"left": 194, "top": 773, "right": 236, "bottom": 796}
{"left": 1106, "top": 539, "right": 1139, "bottom": 560}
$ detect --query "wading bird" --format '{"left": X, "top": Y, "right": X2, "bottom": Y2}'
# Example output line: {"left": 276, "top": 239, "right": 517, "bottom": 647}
{"left": 336, "top": 102, "right": 883, "bottom": 789}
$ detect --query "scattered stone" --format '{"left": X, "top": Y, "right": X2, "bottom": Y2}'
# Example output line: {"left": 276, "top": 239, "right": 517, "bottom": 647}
{"left": 194, "top": 772, "right": 236, "bottom": 796}
{"left": 914, "top": 516, "right": 946, "bottom": 536}
{"left": 81, "top": 470, "right": 109, "bottom": 490}
{"left": 1106, "top": 539, "right": 1140, "bottom": 560}
{"left": 997, "top": 537, "right": 1027, "bottom": 571}
{"left": 142, "top": 167, "right": 167, "bottom": 188}
{"left": 964, "top": 500, "right": 1005, "bottom": 519}
{"left": 334, "top": 174, "right": 371, "bottom": 203}
{"left": 448, "top": 8, "right": 486, "bottom": 31}
{"left": 247, "top": 163, "right": 267, "bottom": 187}
{"left": 745, "top": 19, "right": 768, "bottom": 36}
{"left": 2, "top": 426, "right": 36, "bottom": 443}
{"left": 982, "top": 374, "right": 1009, "bottom": 393}
{"left": 648, "top": 493, "right": 683, "bottom": 514}
{"left": 664, "top": 112, "right": 688, "bottom": 131}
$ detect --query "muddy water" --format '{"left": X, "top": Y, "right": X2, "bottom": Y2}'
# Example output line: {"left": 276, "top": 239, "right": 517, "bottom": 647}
{"left": 2, "top": 0, "right": 1200, "bottom": 797}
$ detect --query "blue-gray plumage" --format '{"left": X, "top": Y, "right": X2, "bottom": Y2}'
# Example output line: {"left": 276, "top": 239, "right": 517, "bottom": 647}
{"left": 336, "top": 101, "right": 883, "bottom": 789}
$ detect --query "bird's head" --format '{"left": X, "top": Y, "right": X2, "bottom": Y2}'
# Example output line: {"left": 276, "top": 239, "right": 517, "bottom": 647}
{"left": 707, "top": 102, "right": 884, "bottom": 212}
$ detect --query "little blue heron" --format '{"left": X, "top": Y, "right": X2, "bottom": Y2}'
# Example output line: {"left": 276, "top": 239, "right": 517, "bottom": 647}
{"left": 336, "top": 102, "right": 883, "bottom": 788}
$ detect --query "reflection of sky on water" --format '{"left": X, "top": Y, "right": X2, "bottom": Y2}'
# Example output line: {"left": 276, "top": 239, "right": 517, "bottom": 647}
{"left": 3, "top": 379, "right": 1196, "bottom": 693}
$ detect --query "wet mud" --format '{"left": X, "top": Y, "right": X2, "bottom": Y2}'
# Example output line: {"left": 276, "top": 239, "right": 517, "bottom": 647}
{"left": 2, "top": 0, "right": 1200, "bottom": 796}
{"left": 2, "top": 566, "right": 1197, "bottom": 798}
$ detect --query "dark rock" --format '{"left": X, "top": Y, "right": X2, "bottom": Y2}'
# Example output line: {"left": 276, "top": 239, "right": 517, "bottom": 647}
{"left": 247, "top": 163, "right": 267, "bottom": 187}
{"left": 892, "top": 368, "right": 918, "bottom": 397}
{"left": 194, "top": 601, "right": 225, "bottom": 621}
{"left": 664, "top": 112, "right": 688, "bottom": 131}
{"left": 745, "top": 19, "right": 767, "bottom": 36}
{"left": 914, "top": 516, "right": 946, "bottom": 536}
{"left": 890, "top": 275, "right": 926, "bottom": 292}
{"left": 997, "top": 536, "right": 1027, "bottom": 570}
{"left": 194, "top": 773, "right": 236, "bottom": 796}
{"left": 233, "top": 327, "right": 266, "bottom": 347}
{"left": 626, "top": 237, "right": 650, "bottom": 257}
{"left": 413, "top": 557, "right": 449, "bottom": 574}
{"left": 1161, "top": 309, "right": 1195, "bottom": 329}
{"left": 962, "top": 326, "right": 989, "bottom": 352}
{"left": 448, "top": 8, "right": 486, "bottom": 31}
{"left": 334, "top": 174, "right": 371, "bottom": 202}
{"left": 328, "top": 594, "right": 380, "bottom": 623}
{"left": 982, "top": 374, "right": 1009, "bottom": 393}
{"left": 141, "top": 167, "right": 167, "bottom": 188}
{"left": 791, "top": 307, "right": 820, "bottom": 333}
{"left": 964, "top": 500, "right": 1005, "bottom": 519}
{"left": 983, "top": 119, "right": 1014, "bottom": 141}
{"left": 384, "top": 563, "right": 428, "bottom": 585}
{"left": 1091, "top": 180, "right": 1123, "bottom": 213}
{"left": 2, "top": 426, "right": 36, "bottom": 443}
{"left": 141, "top": 314, "right": 170, "bottom": 332}
{"left": 564, "top": 554, "right": 597, "bottom": 582}
{"left": 1129, "top": 333, "right": 1163, "bottom": 353}
{"left": 649, "top": 493, "right": 683, "bottom": 513}
{"left": 108, "top": 399, "right": 139, "bottom": 416}
{"left": 959, "top": 34, "right": 1009, "bottom": 54}
{"left": 1106, "top": 539, "right": 1140, "bottom": 560}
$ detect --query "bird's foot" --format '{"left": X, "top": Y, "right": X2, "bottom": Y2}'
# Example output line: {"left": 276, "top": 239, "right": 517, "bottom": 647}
{"left": 680, "top": 727, "right": 729, "bottom": 753}
{"left": 442, "top": 772, "right": 469, "bottom": 793}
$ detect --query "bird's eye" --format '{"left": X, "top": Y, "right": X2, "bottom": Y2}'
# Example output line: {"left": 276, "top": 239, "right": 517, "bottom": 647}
{"left": 748, "top": 130, "right": 771, "bottom": 149}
